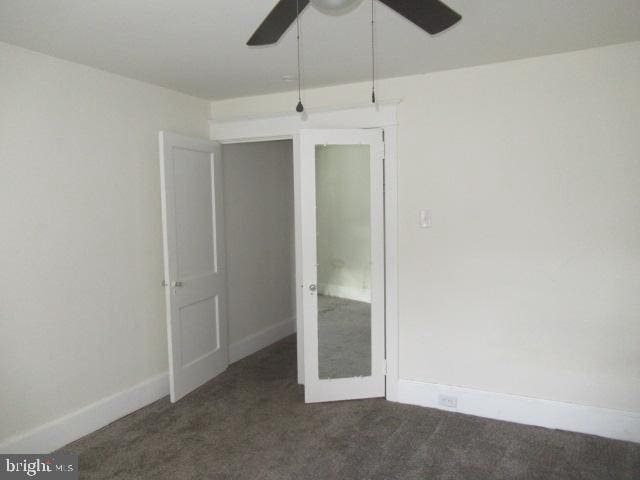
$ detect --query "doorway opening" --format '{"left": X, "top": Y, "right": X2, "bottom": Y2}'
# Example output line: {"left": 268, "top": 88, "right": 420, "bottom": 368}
{"left": 220, "top": 140, "right": 297, "bottom": 365}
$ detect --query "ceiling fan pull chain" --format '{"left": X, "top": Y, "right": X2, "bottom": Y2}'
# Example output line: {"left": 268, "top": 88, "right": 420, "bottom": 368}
{"left": 371, "top": 0, "right": 376, "bottom": 104}
{"left": 295, "top": 0, "right": 305, "bottom": 113}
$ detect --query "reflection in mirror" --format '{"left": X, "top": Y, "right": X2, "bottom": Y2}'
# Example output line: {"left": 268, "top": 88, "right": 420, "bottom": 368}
{"left": 315, "top": 144, "right": 372, "bottom": 379}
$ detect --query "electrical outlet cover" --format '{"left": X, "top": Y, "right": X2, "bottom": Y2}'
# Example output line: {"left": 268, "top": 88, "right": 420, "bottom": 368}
{"left": 438, "top": 394, "right": 458, "bottom": 409}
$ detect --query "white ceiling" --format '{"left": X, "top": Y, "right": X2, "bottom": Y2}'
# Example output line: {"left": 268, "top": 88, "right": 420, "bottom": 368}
{"left": 1, "top": 0, "right": 639, "bottom": 100}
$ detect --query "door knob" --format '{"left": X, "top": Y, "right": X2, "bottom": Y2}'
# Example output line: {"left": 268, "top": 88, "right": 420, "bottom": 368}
{"left": 309, "top": 284, "right": 317, "bottom": 292}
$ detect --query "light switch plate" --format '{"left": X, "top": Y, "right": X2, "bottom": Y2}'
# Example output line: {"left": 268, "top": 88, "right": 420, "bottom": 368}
{"left": 419, "top": 209, "right": 432, "bottom": 228}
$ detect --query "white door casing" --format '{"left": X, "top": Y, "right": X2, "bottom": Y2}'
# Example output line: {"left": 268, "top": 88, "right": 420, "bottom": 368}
{"left": 159, "top": 131, "right": 228, "bottom": 402}
{"left": 300, "top": 128, "right": 386, "bottom": 403}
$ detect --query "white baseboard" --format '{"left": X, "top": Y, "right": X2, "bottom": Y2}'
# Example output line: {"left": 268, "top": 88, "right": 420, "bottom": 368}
{"left": 0, "top": 373, "right": 169, "bottom": 454}
{"left": 0, "top": 319, "right": 296, "bottom": 454}
{"left": 318, "top": 283, "right": 370, "bottom": 303}
{"left": 395, "top": 379, "right": 640, "bottom": 444}
{"left": 229, "top": 317, "right": 296, "bottom": 364}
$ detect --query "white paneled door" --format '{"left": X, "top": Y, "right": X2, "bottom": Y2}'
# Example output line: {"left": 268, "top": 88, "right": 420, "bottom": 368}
{"left": 159, "top": 132, "right": 228, "bottom": 402}
{"left": 300, "top": 129, "right": 386, "bottom": 403}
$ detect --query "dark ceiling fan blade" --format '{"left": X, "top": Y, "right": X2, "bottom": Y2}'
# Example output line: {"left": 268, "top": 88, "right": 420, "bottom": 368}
{"left": 247, "top": 0, "right": 310, "bottom": 46}
{"left": 378, "top": 0, "right": 461, "bottom": 35}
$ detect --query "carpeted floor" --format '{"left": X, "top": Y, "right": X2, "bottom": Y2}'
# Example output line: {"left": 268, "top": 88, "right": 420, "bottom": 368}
{"left": 58, "top": 335, "right": 640, "bottom": 480}
{"left": 318, "top": 295, "right": 371, "bottom": 379}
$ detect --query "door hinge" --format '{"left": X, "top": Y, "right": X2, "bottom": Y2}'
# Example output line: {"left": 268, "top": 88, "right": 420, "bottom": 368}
{"left": 383, "top": 359, "right": 388, "bottom": 376}
{"left": 382, "top": 129, "right": 385, "bottom": 142}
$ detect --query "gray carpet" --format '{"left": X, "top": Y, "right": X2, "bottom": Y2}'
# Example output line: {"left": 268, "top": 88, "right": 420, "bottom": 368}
{"left": 58, "top": 335, "right": 640, "bottom": 480}
{"left": 318, "top": 295, "right": 371, "bottom": 379}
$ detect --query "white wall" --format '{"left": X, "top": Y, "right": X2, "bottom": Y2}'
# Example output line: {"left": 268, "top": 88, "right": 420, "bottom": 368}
{"left": 221, "top": 141, "right": 295, "bottom": 356}
{"left": 316, "top": 145, "right": 371, "bottom": 302}
{"left": 210, "top": 42, "right": 640, "bottom": 415}
{"left": 0, "top": 42, "right": 210, "bottom": 446}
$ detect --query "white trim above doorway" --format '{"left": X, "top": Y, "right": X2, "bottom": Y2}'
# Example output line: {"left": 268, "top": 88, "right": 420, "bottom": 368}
{"left": 210, "top": 102, "right": 399, "bottom": 143}
{"left": 209, "top": 102, "right": 399, "bottom": 400}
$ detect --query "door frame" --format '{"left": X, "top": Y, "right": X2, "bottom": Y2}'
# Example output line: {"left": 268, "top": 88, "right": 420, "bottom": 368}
{"left": 209, "top": 102, "right": 400, "bottom": 401}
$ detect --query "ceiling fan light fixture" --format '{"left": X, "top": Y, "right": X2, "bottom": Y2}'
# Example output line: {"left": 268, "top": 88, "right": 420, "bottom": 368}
{"left": 247, "top": 0, "right": 462, "bottom": 46}
{"left": 310, "top": 0, "right": 362, "bottom": 16}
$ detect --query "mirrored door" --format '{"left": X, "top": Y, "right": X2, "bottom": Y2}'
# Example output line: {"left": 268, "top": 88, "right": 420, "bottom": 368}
{"left": 300, "top": 129, "right": 385, "bottom": 403}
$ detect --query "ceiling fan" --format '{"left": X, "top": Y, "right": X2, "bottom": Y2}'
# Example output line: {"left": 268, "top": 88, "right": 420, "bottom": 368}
{"left": 247, "top": 0, "right": 462, "bottom": 46}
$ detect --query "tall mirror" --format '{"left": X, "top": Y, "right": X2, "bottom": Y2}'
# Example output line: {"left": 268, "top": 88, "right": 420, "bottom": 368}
{"left": 315, "top": 144, "right": 372, "bottom": 379}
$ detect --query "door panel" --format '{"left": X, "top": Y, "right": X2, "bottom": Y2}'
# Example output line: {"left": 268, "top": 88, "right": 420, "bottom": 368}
{"left": 301, "top": 129, "right": 385, "bottom": 403}
{"left": 178, "top": 296, "right": 219, "bottom": 367}
{"left": 173, "top": 148, "right": 217, "bottom": 279}
{"left": 160, "top": 132, "right": 228, "bottom": 402}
